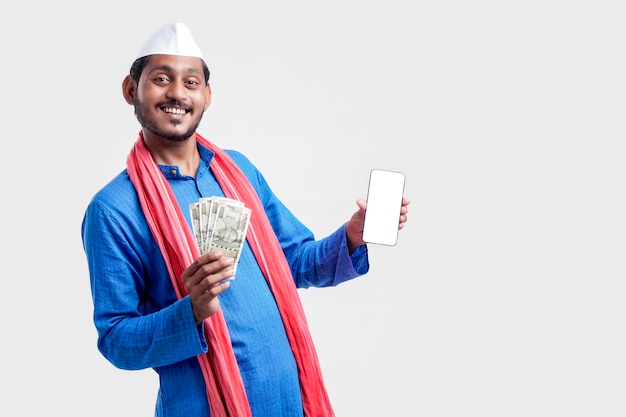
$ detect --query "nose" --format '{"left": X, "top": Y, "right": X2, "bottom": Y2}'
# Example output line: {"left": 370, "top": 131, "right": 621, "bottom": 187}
{"left": 165, "top": 79, "right": 187, "bottom": 101}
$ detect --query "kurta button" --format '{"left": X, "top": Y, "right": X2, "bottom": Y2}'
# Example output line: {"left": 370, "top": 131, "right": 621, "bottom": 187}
{"left": 171, "top": 169, "right": 177, "bottom": 174}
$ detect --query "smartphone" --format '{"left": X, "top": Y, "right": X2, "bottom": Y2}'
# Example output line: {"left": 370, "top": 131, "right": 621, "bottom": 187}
{"left": 362, "top": 169, "right": 406, "bottom": 246}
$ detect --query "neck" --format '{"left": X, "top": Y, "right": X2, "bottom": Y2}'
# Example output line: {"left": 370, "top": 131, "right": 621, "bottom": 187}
{"left": 142, "top": 131, "right": 200, "bottom": 177}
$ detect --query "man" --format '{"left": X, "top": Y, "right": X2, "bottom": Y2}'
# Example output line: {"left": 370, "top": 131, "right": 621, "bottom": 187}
{"left": 82, "top": 22, "right": 409, "bottom": 417}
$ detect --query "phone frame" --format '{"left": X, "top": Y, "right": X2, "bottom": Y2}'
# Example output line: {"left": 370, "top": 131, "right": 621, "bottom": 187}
{"left": 362, "top": 169, "right": 406, "bottom": 246}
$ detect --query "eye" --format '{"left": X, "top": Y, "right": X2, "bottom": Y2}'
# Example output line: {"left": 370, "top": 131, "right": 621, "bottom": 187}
{"left": 186, "top": 80, "right": 200, "bottom": 88}
{"left": 153, "top": 76, "right": 170, "bottom": 85}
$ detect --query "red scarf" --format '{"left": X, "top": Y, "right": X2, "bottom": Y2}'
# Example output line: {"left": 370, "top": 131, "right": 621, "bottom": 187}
{"left": 126, "top": 132, "right": 334, "bottom": 417}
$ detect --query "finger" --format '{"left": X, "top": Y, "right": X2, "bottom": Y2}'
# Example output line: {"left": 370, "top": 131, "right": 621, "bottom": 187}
{"left": 190, "top": 280, "right": 231, "bottom": 323}
{"left": 194, "top": 252, "right": 234, "bottom": 277}
{"left": 193, "top": 275, "right": 233, "bottom": 308}
{"left": 186, "top": 250, "right": 224, "bottom": 277}
{"left": 397, "top": 213, "right": 408, "bottom": 230}
{"left": 197, "top": 275, "right": 232, "bottom": 297}
{"left": 197, "top": 261, "right": 235, "bottom": 289}
{"left": 183, "top": 252, "right": 232, "bottom": 290}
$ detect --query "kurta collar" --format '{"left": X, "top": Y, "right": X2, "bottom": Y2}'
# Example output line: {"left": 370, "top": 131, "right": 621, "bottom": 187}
{"left": 157, "top": 141, "right": 216, "bottom": 179}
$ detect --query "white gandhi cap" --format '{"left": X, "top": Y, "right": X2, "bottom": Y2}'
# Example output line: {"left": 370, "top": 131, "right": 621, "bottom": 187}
{"left": 136, "top": 22, "right": 204, "bottom": 61}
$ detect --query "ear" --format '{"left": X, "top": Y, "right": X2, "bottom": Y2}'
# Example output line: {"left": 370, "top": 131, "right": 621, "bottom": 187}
{"left": 204, "top": 83, "right": 212, "bottom": 111}
{"left": 122, "top": 75, "right": 136, "bottom": 105}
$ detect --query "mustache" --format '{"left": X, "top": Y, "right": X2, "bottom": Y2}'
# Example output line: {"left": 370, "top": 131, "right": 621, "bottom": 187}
{"left": 156, "top": 100, "right": 192, "bottom": 111}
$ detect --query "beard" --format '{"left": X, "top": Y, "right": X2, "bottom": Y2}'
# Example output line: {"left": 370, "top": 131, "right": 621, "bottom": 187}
{"left": 134, "top": 98, "right": 204, "bottom": 142}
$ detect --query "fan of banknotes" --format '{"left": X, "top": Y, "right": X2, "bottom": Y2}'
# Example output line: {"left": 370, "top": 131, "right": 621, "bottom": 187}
{"left": 189, "top": 197, "right": 251, "bottom": 276}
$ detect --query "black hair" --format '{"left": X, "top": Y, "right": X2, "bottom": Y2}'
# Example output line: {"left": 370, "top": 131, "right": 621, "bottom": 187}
{"left": 129, "top": 55, "right": 211, "bottom": 85}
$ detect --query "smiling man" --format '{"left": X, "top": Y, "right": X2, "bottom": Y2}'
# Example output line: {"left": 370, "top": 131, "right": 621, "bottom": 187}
{"left": 81, "top": 22, "right": 409, "bottom": 417}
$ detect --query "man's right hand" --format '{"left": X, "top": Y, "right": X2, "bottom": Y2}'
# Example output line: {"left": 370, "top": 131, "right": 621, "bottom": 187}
{"left": 181, "top": 250, "right": 234, "bottom": 324}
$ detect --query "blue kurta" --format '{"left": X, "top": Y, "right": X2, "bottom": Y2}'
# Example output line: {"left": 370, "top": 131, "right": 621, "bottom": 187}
{"left": 81, "top": 143, "right": 369, "bottom": 416}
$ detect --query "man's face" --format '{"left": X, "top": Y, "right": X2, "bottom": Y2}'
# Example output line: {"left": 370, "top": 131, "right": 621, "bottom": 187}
{"left": 133, "top": 54, "right": 210, "bottom": 142}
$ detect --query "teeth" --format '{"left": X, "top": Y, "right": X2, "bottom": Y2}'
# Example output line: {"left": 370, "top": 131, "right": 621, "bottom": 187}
{"left": 163, "top": 107, "right": 186, "bottom": 115}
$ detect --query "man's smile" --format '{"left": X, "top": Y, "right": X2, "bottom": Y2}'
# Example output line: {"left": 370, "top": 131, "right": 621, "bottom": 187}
{"left": 161, "top": 106, "right": 189, "bottom": 115}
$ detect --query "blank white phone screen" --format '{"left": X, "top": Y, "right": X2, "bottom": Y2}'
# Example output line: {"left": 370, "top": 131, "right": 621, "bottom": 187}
{"left": 362, "top": 169, "right": 406, "bottom": 246}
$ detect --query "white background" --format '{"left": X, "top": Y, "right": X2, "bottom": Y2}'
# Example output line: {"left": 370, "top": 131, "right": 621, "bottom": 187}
{"left": 1, "top": 1, "right": 624, "bottom": 416}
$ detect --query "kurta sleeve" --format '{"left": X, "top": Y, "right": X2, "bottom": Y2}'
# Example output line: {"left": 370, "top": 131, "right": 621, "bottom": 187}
{"left": 82, "top": 188, "right": 207, "bottom": 371}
